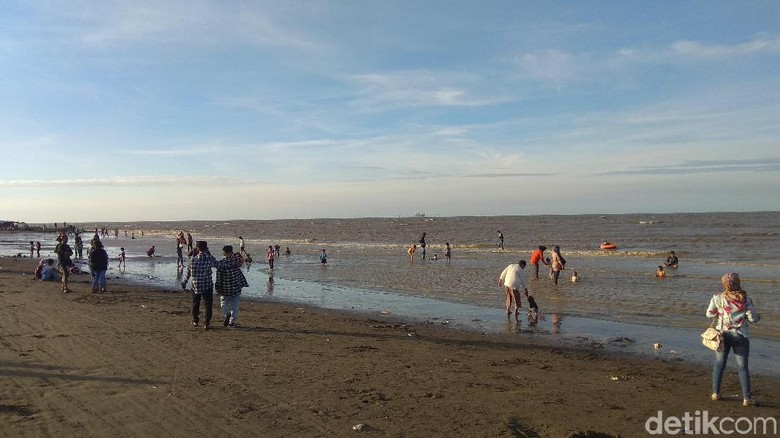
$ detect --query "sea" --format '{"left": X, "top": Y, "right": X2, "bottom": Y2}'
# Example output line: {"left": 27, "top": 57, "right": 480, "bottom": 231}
{"left": 2, "top": 212, "right": 778, "bottom": 373}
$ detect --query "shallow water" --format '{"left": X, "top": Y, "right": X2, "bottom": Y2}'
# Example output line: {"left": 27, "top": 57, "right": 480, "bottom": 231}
{"left": 3, "top": 212, "right": 778, "bottom": 348}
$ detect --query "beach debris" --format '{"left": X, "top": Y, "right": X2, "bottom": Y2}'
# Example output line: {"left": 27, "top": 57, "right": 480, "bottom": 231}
{"left": 140, "top": 305, "right": 147, "bottom": 308}
{"left": 352, "top": 423, "right": 366, "bottom": 431}
{"left": 407, "top": 332, "right": 417, "bottom": 337}
{"left": 653, "top": 342, "right": 662, "bottom": 349}
{"left": 607, "top": 336, "right": 635, "bottom": 346}
{"left": 610, "top": 375, "right": 633, "bottom": 381}
{"left": 380, "top": 310, "right": 391, "bottom": 315}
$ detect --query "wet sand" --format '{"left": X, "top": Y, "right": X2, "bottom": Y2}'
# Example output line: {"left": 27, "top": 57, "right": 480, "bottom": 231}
{"left": 1, "top": 257, "right": 778, "bottom": 437}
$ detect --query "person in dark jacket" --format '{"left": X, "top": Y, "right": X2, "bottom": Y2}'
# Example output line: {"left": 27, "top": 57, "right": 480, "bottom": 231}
{"left": 88, "top": 241, "right": 110, "bottom": 293}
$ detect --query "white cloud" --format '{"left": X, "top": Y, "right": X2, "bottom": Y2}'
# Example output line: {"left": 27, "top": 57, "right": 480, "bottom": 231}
{"left": 347, "top": 71, "right": 513, "bottom": 109}
{"left": 514, "top": 49, "right": 579, "bottom": 85}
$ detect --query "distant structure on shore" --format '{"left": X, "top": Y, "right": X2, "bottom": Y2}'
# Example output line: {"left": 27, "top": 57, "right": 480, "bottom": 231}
{"left": 414, "top": 212, "right": 426, "bottom": 218}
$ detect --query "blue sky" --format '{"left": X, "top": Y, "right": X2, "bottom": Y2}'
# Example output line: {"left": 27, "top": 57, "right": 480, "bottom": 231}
{"left": 1, "top": 1, "right": 778, "bottom": 222}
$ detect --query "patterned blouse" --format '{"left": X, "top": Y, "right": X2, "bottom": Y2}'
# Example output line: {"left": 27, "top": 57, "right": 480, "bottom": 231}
{"left": 706, "top": 292, "right": 760, "bottom": 339}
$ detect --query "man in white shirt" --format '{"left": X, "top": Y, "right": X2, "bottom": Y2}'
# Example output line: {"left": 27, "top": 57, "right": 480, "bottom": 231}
{"left": 498, "top": 260, "right": 536, "bottom": 320}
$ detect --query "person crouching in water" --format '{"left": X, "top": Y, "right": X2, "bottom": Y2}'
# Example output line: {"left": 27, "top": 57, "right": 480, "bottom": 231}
{"left": 215, "top": 245, "right": 248, "bottom": 328}
{"left": 498, "top": 260, "right": 538, "bottom": 321}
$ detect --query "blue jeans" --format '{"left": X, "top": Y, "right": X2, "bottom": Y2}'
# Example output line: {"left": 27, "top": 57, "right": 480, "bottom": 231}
{"left": 91, "top": 270, "right": 107, "bottom": 290}
{"left": 712, "top": 332, "right": 751, "bottom": 399}
{"left": 220, "top": 294, "right": 241, "bottom": 324}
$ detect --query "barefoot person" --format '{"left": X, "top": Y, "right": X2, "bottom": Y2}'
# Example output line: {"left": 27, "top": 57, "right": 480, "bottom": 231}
{"left": 498, "top": 260, "right": 535, "bottom": 320}
{"left": 707, "top": 273, "right": 760, "bottom": 407}
{"left": 54, "top": 234, "right": 74, "bottom": 293}
{"left": 529, "top": 246, "right": 548, "bottom": 279}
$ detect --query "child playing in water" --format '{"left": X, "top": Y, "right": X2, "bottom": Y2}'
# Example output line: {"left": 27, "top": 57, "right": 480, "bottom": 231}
{"left": 571, "top": 271, "right": 580, "bottom": 282}
{"left": 656, "top": 266, "right": 666, "bottom": 278}
{"left": 546, "top": 258, "right": 553, "bottom": 279}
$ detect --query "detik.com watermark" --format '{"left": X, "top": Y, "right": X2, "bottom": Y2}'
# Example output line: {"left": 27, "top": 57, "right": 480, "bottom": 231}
{"left": 645, "top": 410, "right": 777, "bottom": 435}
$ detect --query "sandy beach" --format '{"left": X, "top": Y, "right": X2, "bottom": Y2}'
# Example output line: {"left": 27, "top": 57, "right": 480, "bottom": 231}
{"left": 1, "top": 257, "right": 778, "bottom": 437}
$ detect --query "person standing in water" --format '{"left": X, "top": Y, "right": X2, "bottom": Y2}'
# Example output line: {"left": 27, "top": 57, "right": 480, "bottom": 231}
{"left": 418, "top": 233, "right": 427, "bottom": 260}
{"left": 266, "top": 245, "right": 275, "bottom": 270}
{"left": 444, "top": 242, "right": 452, "bottom": 262}
{"left": 320, "top": 249, "right": 328, "bottom": 264}
{"left": 550, "top": 245, "right": 566, "bottom": 285}
{"left": 529, "top": 246, "right": 548, "bottom": 280}
{"left": 497, "top": 230, "right": 504, "bottom": 250}
{"left": 407, "top": 244, "right": 416, "bottom": 262}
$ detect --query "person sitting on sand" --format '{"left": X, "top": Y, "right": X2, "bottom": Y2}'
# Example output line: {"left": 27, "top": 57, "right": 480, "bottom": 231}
{"left": 40, "top": 259, "right": 60, "bottom": 282}
{"left": 571, "top": 271, "right": 580, "bottom": 282}
{"left": 664, "top": 251, "right": 679, "bottom": 268}
{"left": 656, "top": 266, "right": 666, "bottom": 278}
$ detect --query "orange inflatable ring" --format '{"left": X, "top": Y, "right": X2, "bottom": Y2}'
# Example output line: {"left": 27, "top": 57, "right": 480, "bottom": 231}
{"left": 600, "top": 243, "right": 617, "bottom": 250}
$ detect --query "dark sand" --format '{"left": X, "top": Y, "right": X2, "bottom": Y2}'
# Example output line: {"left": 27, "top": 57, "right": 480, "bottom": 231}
{"left": 1, "top": 257, "right": 777, "bottom": 437}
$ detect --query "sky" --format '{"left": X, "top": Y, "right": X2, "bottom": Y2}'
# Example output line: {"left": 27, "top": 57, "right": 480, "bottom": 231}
{"left": 1, "top": 1, "right": 779, "bottom": 222}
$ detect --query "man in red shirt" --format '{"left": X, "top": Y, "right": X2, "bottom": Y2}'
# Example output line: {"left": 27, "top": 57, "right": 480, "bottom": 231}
{"left": 529, "top": 245, "right": 549, "bottom": 279}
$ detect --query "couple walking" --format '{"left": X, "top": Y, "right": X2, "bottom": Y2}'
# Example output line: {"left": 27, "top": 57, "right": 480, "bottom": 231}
{"left": 181, "top": 241, "right": 248, "bottom": 330}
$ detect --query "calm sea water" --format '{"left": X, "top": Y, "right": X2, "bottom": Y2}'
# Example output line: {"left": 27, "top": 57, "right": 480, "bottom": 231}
{"left": 3, "top": 212, "right": 778, "bottom": 342}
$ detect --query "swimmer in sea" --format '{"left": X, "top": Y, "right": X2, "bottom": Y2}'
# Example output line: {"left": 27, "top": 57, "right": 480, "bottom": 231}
{"left": 656, "top": 266, "right": 666, "bottom": 278}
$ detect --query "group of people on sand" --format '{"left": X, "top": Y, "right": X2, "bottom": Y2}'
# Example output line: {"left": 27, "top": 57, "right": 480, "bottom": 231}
{"left": 181, "top": 241, "right": 248, "bottom": 330}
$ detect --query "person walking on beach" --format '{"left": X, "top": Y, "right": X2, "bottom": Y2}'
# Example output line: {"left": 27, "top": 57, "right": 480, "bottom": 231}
{"left": 444, "top": 242, "right": 452, "bottom": 262}
{"left": 551, "top": 245, "right": 566, "bottom": 285}
{"left": 267, "top": 245, "right": 275, "bottom": 270}
{"left": 74, "top": 233, "right": 84, "bottom": 259}
{"left": 118, "top": 247, "right": 126, "bottom": 272}
{"left": 182, "top": 241, "right": 218, "bottom": 330}
{"left": 88, "top": 241, "right": 109, "bottom": 293}
{"left": 497, "top": 230, "right": 504, "bottom": 250}
{"left": 238, "top": 236, "right": 246, "bottom": 256}
{"left": 407, "top": 244, "right": 416, "bottom": 261}
{"left": 54, "top": 235, "right": 73, "bottom": 293}
{"left": 35, "top": 241, "right": 41, "bottom": 258}
{"left": 187, "top": 232, "right": 193, "bottom": 251}
{"left": 707, "top": 273, "right": 760, "bottom": 407}
{"left": 529, "top": 246, "right": 548, "bottom": 279}
{"left": 418, "top": 233, "right": 427, "bottom": 260}
{"left": 215, "top": 245, "right": 248, "bottom": 328}
{"left": 498, "top": 260, "right": 536, "bottom": 320}
{"left": 176, "top": 241, "right": 185, "bottom": 271}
